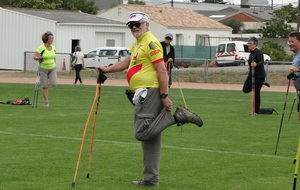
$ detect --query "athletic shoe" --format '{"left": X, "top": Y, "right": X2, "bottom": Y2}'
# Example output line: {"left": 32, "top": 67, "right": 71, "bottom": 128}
{"left": 263, "top": 81, "right": 270, "bottom": 87}
{"left": 44, "top": 101, "right": 49, "bottom": 108}
{"left": 173, "top": 105, "right": 203, "bottom": 127}
{"left": 132, "top": 180, "right": 159, "bottom": 187}
{"left": 249, "top": 113, "right": 259, "bottom": 116}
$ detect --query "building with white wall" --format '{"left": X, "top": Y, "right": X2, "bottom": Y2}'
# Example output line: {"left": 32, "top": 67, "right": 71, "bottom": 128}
{"left": 0, "top": 7, "right": 134, "bottom": 70}
{"left": 98, "top": 4, "right": 232, "bottom": 47}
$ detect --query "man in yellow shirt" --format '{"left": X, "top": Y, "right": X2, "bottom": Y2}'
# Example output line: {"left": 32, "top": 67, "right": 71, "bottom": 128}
{"left": 96, "top": 11, "right": 203, "bottom": 187}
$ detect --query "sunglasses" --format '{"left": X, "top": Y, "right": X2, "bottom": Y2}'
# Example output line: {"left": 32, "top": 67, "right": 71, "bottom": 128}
{"left": 127, "top": 22, "right": 146, "bottom": 29}
{"left": 165, "top": 37, "right": 172, "bottom": 40}
{"left": 47, "top": 32, "right": 52, "bottom": 35}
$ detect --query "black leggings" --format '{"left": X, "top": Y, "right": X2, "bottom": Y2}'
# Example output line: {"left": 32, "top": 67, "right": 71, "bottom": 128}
{"left": 74, "top": 64, "right": 82, "bottom": 84}
{"left": 242, "top": 75, "right": 265, "bottom": 113}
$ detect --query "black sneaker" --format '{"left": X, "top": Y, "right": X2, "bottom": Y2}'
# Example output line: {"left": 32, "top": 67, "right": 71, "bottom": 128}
{"left": 132, "top": 180, "right": 159, "bottom": 187}
{"left": 263, "top": 81, "right": 270, "bottom": 87}
{"left": 174, "top": 105, "right": 203, "bottom": 127}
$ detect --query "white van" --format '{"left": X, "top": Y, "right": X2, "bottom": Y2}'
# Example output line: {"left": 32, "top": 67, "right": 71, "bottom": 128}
{"left": 215, "top": 41, "right": 271, "bottom": 66}
{"left": 84, "top": 47, "right": 129, "bottom": 68}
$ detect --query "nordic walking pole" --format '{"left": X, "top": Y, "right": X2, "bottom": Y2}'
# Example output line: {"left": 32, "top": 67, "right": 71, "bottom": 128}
{"left": 173, "top": 62, "right": 188, "bottom": 108}
{"left": 71, "top": 69, "right": 107, "bottom": 187}
{"left": 87, "top": 70, "right": 104, "bottom": 179}
{"left": 251, "top": 65, "right": 256, "bottom": 117}
{"left": 288, "top": 93, "right": 297, "bottom": 122}
{"left": 274, "top": 78, "right": 291, "bottom": 154}
{"left": 293, "top": 135, "right": 300, "bottom": 190}
{"left": 32, "top": 64, "right": 40, "bottom": 108}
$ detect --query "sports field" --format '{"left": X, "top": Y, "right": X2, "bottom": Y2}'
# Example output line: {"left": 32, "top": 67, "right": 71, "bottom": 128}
{"left": 0, "top": 80, "right": 299, "bottom": 190}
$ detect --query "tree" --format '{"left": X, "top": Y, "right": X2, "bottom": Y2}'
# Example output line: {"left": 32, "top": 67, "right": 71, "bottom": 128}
{"left": 221, "top": 18, "right": 243, "bottom": 34}
{"left": 261, "top": 17, "right": 293, "bottom": 38}
{"left": 273, "top": 4, "right": 297, "bottom": 23}
{"left": 0, "top": 0, "right": 98, "bottom": 15}
{"left": 128, "top": 0, "right": 146, "bottom": 5}
{"left": 260, "top": 41, "right": 292, "bottom": 61}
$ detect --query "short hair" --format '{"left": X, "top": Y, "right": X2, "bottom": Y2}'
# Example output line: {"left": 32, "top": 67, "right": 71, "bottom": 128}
{"left": 289, "top": 32, "right": 300, "bottom": 41}
{"left": 248, "top": 37, "right": 258, "bottom": 45}
{"left": 75, "top": 46, "right": 81, "bottom": 51}
{"left": 41, "top": 31, "right": 53, "bottom": 43}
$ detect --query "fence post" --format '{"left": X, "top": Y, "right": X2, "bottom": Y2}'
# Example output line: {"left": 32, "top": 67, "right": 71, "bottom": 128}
{"left": 24, "top": 51, "right": 26, "bottom": 72}
{"left": 204, "top": 59, "right": 208, "bottom": 83}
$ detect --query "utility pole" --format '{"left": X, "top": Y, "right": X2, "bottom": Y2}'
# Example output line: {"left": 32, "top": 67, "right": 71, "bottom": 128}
{"left": 271, "top": 0, "right": 273, "bottom": 10}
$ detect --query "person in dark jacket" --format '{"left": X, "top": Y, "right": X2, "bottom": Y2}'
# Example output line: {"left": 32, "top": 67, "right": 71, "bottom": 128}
{"left": 242, "top": 37, "right": 266, "bottom": 115}
{"left": 160, "top": 33, "right": 175, "bottom": 88}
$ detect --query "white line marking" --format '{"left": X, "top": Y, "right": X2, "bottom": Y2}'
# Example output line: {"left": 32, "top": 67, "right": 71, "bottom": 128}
{"left": 0, "top": 131, "right": 292, "bottom": 160}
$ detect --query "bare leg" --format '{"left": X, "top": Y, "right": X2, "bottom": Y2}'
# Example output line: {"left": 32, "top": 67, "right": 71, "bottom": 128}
{"left": 42, "top": 88, "right": 48, "bottom": 101}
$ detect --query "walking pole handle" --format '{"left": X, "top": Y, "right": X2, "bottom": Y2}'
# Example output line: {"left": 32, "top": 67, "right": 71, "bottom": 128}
{"left": 97, "top": 69, "right": 107, "bottom": 84}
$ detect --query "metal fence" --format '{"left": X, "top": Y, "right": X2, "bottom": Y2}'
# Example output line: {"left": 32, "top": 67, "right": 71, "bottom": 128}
{"left": 24, "top": 51, "right": 72, "bottom": 72}
{"left": 23, "top": 51, "right": 292, "bottom": 85}
{"left": 174, "top": 58, "right": 292, "bottom": 84}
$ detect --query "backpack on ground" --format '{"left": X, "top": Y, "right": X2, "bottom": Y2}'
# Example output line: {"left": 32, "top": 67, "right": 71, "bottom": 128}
{"left": 6, "top": 97, "right": 31, "bottom": 105}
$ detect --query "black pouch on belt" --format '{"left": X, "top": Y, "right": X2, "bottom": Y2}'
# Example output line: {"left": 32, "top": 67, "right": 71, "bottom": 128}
{"left": 125, "top": 89, "right": 135, "bottom": 106}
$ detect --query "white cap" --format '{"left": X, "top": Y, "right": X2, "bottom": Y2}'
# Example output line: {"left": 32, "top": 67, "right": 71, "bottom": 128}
{"left": 126, "top": 11, "right": 149, "bottom": 25}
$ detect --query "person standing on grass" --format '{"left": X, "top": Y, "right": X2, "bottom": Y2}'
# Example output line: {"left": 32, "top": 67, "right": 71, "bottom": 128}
{"left": 95, "top": 11, "right": 203, "bottom": 187}
{"left": 288, "top": 32, "right": 300, "bottom": 91}
{"left": 33, "top": 31, "right": 57, "bottom": 108}
{"left": 73, "top": 46, "right": 85, "bottom": 85}
{"left": 242, "top": 37, "right": 266, "bottom": 115}
{"left": 160, "top": 33, "right": 175, "bottom": 88}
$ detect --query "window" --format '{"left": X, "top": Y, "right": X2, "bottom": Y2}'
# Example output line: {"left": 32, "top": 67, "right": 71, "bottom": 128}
{"left": 244, "top": 44, "right": 249, "bottom": 52}
{"left": 86, "top": 50, "right": 97, "bottom": 58}
{"left": 227, "top": 43, "right": 235, "bottom": 52}
{"left": 99, "top": 50, "right": 117, "bottom": 56}
{"left": 217, "top": 44, "right": 225, "bottom": 53}
{"left": 119, "top": 50, "right": 129, "bottom": 57}
{"left": 106, "top": 39, "right": 115, "bottom": 47}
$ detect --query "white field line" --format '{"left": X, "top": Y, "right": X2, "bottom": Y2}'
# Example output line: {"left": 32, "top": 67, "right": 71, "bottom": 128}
{"left": 0, "top": 131, "right": 292, "bottom": 160}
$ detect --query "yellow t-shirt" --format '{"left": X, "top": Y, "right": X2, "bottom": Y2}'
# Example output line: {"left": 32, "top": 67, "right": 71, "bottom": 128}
{"left": 36, "top": 44, "right": 56, "bottom": 69}
{"left": 127, "top": 31, "right": 164, "bottom": 91}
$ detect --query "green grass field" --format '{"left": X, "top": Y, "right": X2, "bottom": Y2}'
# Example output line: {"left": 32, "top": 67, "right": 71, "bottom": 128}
{"left": 1, "top": 82, "right": 300, "bottom": 190}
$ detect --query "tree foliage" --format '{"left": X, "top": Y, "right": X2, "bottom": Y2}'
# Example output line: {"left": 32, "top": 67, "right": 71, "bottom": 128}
{"left": 260, "top": 41, "right": 292, "bottom": 61}
{"left": 0, "top": 0, "right": 98, "bottom": 15}
{"left": 204, "top": 0, "right": 224, "bottom": 4}
{"left": 222, "top": 18, "right": 244, "bottom": 34}
{"left": 128, "top": 0, "right": 146, "bottom": 5}
{"left": 261, "top": 17, "right": 293, "bottom": 38}
{"left": 261, "top": 4, "right": 296, "bottom": 38}
{"left": 273, "top": 4, "right": 297, "bottom": 23}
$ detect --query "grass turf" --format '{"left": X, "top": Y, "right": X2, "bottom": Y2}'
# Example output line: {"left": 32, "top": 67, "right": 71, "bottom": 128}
{"left": 0, "top": 82, "right": 299, "bottom": 190}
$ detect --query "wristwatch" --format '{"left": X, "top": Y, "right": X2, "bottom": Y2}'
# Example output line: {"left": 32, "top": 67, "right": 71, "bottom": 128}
{"left": 160, "top": 94, "right": 168, "bottom": 98}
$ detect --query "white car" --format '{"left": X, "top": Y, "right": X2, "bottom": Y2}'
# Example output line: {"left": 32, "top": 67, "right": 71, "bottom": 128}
{"left": 216, "top": 41, "right": 271, "bottom": 66}
{"left": 84, "top": 47, "right": 129, "bottom": 68}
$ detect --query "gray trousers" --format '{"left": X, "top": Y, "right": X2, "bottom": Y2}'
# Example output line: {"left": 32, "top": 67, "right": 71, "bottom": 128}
{"left": 134, "top": 88, "right": 176, "bottom": 184}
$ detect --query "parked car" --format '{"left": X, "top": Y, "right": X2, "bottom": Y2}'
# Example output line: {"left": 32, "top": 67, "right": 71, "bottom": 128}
{"left": 84, "top": 47, "right": 129, "bottom": 68}
{"left": 215, "top": 41, "right": 271, "bottom": 67}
